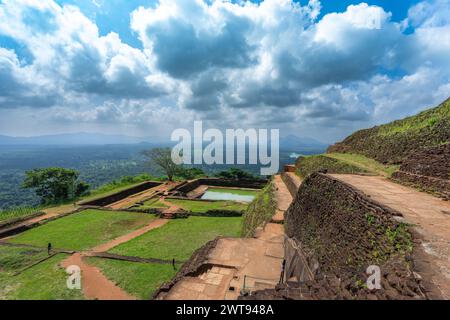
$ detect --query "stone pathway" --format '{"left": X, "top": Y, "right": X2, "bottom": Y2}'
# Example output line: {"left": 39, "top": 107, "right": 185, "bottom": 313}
{"left": 165, "top": 266, "right": 236, "bottom": 300}
{"left": 272, "top": 175, "right": 293, "bottom": 223}
{"left": 165, "top": 227, "right": 285, "bottom": 300}
{"left": 90, "top": 219, "right": 168, "bottom": 252}
{"left": 330, "top": 174, "right": 450, "bottom": 299}
{"left": 61, "top": 252, "right": 135, "bottom": 300}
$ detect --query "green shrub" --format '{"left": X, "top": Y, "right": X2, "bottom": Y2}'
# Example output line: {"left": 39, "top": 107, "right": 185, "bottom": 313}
{"left": 241, "top": 181, "right": 276, "bottom": 237}
{"left": 295, "top": 155, "right": 367, "bottom": 179}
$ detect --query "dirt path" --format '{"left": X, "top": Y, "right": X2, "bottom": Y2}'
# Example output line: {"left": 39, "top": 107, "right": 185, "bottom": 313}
{"left": 91, "top": 219, "right": 168, "bottom": 252}
{"left": 61, "top": 253, "right": 135, "bottom": 300}
{"left": 159, "top": 197, "right": 183, "bottom": 214}
{"left": 272, "top": 175, "right": 293, "bottom": 223}
{"left": 330, "top": 174, "right": 450, "bottom": 299}
{"left": 61, "top": 218, "right": 168, "bottom": 300}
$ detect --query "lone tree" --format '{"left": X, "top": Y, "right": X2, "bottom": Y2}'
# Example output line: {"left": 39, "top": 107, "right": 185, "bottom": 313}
{"left": 22, "top": 167, "right": 90, "bottom": 204}
{"left": 142, "top": 148, "right": 179, "bottom": 181}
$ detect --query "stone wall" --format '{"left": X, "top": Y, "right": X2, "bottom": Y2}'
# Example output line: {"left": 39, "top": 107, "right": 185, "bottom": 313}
{"left": 242, "top": 173, "right": 438, "bottom": 300}
{"left": 391, "top": 144, "right": 450, "bottom": 200}
{"left": 281, "top": 172, "right": 301, "bottom": 198}
{"left": 152, "top": 238, "right": 220, "bottom": 300}
{"left": 79, "top": 181, "right": 162, "bottom": 207}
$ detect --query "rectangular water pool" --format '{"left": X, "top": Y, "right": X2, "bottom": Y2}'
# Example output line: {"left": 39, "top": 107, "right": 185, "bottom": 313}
{"left": 200, "top": 188, "right": 257, "bottom": 202}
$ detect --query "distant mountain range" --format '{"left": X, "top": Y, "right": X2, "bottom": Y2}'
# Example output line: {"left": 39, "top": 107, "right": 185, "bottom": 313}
{"left": 280, "top": 134, "right": 328, "bottom": 150}
{"left": 0, "top": 132, "right": 328, "bottom": 150}
{"left": 0, "top": 133, "right": 166, "bottom": 146}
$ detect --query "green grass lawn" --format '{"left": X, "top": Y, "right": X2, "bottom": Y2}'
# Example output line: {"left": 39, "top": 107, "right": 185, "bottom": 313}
{"left": 87, "top": 258, "right": 178, "bottom": 299}
{"left": 8, "top": 209, "right": 156, "bottom": 251}
{"left": 325, "top": 153, "right": 400, "bottom": 177}
{"left": 0, "top": 253, "right": 84, "bottom": 300}
{"left": 167, "top": 199, "right": 248, "bottom": 212}
{"left": 109, "top": 216, "right": 242, "bottom": 261}
{"left": 0, "top": 245, "right": 50, "bottom": 273}
{"left": 206, "top": 187, "right": 259, "bottom": 196}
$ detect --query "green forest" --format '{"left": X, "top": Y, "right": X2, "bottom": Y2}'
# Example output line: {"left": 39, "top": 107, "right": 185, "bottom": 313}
{"left": 0, "top": 144, "right": 315, "bottom": 210}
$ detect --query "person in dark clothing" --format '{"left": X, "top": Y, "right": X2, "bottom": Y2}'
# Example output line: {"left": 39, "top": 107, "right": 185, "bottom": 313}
{"left": 279, "top": 259, "right": 286, "bottom": 284}
{"left": 47, "top": 243, "right": 52, "bottom": 255}
{"left": 172, "top": 258, "right": 176, "bottom": 270}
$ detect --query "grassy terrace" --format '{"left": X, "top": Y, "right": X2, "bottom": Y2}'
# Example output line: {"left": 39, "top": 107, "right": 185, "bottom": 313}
{"left": 295, "top": 155, "right": 369, "bottom": 178}
{"left": 0, "top": 245, "right": 49, "bottom": 272}
{"left": 8, "top": 209, "right": 156, "bottom": 250}
{"left": 0, "top": 207, "right": 43, "bottom": 224}
{"left": 0, "top": 175, "right": 160, "bottom": 225}
{"left": 0, "top": 250, "right": 83, "bottom": 300}
{"left": 294, "top": 153, "right": 400, "bottom": 179}
{"left": 167, "top": 199, "right": 248, "bottom": 212}
{"left": 134, "top": 198, "right": 169, "bottom": 210}
{"left": 325, "top": 153, "right": 400, "bottom": 177}
{"left": 87, "top": 258, "right": 178, "bottom": 299}
{"left": 109, "top": 216, "right": 242, "bottom": 261}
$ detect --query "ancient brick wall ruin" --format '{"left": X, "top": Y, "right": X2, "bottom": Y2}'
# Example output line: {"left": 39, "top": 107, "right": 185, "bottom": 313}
{"left": 391, "top": 143, "right": 450, "bottom": 200}
{"left": 79, "top": 181, "right": 162, "bottom": 207}
{"left": 242, "top": 173, "right": 439, "bottom": 300}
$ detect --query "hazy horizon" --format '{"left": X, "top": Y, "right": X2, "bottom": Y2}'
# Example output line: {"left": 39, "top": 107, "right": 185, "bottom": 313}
{"left": 1, "top": 0, "right": 449, "bottom": 142}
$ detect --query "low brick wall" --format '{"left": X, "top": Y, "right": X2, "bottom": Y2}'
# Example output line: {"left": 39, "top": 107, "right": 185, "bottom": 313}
{"left": 174, "top": 178, "right": 267, "bottom": 195}
{"left": 392, "top": 171, "right": 450, "bottom": 200}
{"left": 189, "top": 210, "right": 243, "bottom": 217}
{"left": 79, "top": 181, "right": 162, "bottom": 207}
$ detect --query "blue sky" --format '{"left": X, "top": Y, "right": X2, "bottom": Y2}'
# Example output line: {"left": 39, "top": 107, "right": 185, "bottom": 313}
{"left": 0, "top": 0, "right": 449, "bottom": 142}
{"left": 50, "top": 0, "right": 422, "bottom": 48}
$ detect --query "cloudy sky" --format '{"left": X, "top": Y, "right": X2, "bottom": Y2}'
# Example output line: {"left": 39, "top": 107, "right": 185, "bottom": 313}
{"left": 0, "top": 0, "right": 449, "bottom": 143}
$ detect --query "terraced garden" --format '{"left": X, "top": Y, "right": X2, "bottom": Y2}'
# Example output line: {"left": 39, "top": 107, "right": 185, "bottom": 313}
{"left": 0, "top": 246, "right": 84, "bottom": 300}
{"left": 8, "top": 209, "right": 156, "bottom": 250}
{"left": 86, "top": 258, "right": 179, "bottom": 300}
{"left": 0, "top": 184, "right": 260, "bottom": 300}
{"left": 109, "top": 216, "right": 243, "bottom": 261}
